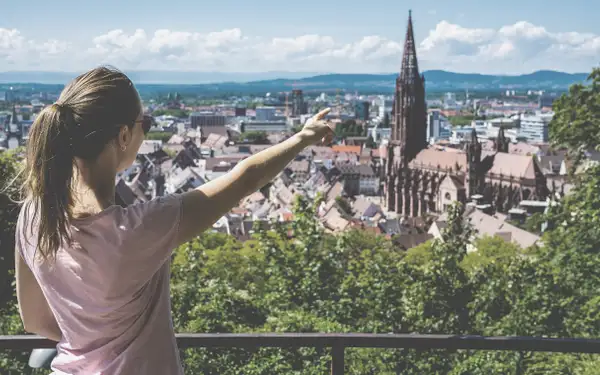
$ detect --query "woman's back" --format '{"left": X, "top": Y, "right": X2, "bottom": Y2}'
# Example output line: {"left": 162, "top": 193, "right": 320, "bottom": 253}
{"left": 16, "top": 196, "right": 184, "bottom": 374}
{"left": 14, "top": 66, "right": 334, "bottom": 375}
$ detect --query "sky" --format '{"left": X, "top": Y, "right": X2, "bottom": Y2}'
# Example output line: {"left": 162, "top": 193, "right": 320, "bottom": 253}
{"left": 1, "top": 0, "right": 599, "bottom": 75}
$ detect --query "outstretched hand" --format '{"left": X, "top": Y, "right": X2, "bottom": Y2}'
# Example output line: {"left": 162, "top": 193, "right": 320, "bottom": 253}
{"left": 298, "top": 108, "right": 334, "bottom": 145}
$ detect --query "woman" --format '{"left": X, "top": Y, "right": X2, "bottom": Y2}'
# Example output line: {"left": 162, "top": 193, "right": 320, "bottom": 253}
{"left": 15, "top": 66, "right": 333, "bottom": 374}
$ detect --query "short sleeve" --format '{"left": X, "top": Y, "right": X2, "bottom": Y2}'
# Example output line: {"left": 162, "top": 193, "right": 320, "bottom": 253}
{"left": 118, "top": 193, "right": 183, "bottom": 284}
{"left": 15, "top": 201, "right": 37, "bottom": 268}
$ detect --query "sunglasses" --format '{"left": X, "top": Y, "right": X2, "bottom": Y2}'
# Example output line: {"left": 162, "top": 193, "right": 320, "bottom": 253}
{"left": 136, "top": 115, "right": 154, "bottom": 134}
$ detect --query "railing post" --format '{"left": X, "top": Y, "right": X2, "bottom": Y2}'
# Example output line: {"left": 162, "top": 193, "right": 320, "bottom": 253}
{"left": 331, "top": 341, "right": 345, "bottom": 375}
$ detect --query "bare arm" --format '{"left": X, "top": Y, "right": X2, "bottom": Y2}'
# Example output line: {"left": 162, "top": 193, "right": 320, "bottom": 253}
{"left": 15, "top": 249, "right": 62, "bottom": 342}
{"left": 176, "top": 108, "right": 332, "bottom": 245}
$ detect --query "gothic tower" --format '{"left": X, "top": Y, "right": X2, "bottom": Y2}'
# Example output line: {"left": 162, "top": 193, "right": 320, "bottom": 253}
{"left": 495, "top": 126, "right": 509, "bottom": 153}
{"left": 390, "top": 10, "right": 427, "bottom": 164}
{"left": 385, "top": 10, "right": 428, "bottom": 214}
{"left": 465, "top": 129, "right": 482, "bottom": 199}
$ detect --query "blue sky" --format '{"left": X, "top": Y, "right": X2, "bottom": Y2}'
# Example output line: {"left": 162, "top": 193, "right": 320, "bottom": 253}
{"left": 2, "top": 0, "right": 599, "bottom": 74}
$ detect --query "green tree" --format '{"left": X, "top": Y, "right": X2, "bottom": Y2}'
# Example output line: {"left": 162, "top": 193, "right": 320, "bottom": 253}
{"left": 399, "top": 202, "right": 475, "bottom": 373}
{"left": 0, "top": 149, "right": 22, "bottom": 307}
{"left": 334, "top": 196, "right": 352, "bottom": 216}
{"left": 540, "top": 163, "right": 600, "bottom": 337}
{"left": 334, "top": 120, "right": 364, "bottom": 138}
{"left": 460, "top": 68, "right": 600, "bottom": 374}
{"left": 403, "top": 202, "right": 474, "bottom": 334}
{"left": 145, "top": 131, "right": 173, "bottom": 142}
{"left": 0, "top": 149, "right": 31, "bottom": 374}
{"left": 461, "top": 235, "right": 521, "bottom": 271}
{"left": 448, "top": 114, "right": 475, "bottom": 127}
{"left": 523, "top": 212, "right": 545, "bottom": 234}
{"left": 549, "top": 68, "right": 600, "bottom": 155}
{"left": 152, "top": 108, "right": 190, "bottom": 118}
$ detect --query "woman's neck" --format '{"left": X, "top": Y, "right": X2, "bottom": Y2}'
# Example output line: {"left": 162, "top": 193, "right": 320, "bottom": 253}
{"left": 72, "top": 155, "right": 117, "bottom": 219}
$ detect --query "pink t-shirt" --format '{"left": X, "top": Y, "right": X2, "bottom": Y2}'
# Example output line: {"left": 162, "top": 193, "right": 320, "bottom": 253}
{"left": 16, "top": 194, "right": 185, "bottom": 375}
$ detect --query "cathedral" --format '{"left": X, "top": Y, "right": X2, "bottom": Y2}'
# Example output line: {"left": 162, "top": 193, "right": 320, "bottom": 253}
{"left": 383, "top": 12, "right": 549, "bottom": 217}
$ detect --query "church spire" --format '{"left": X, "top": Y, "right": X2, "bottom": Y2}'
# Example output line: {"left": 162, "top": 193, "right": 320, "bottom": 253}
{"left": 390, "top": 10, "right": 427, "bottom": 159}
{"left": 495, "top": 126, "right": 509, "bottom": 153}
{"left": 400, "top": 9, "right": 420, "bottom": 83}
{"left": 470, "top": 128, "right": 479, "bottom": 144}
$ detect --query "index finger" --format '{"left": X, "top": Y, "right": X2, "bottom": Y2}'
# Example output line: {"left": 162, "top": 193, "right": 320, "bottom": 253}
{"left": 314, "top": 107, "right": 331, "bottom": 120}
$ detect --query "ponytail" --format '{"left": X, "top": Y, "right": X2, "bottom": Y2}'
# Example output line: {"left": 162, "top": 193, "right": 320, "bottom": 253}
{"left": 20, "top": 66, "right": 142, "bottom": 261}
{"left": 23, "top": 103, "right": 76, "bottom": 260}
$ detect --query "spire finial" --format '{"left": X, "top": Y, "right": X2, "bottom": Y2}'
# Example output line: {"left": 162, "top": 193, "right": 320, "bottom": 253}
{"left": 409, "top": 9, "right": 412, "bottom": 18}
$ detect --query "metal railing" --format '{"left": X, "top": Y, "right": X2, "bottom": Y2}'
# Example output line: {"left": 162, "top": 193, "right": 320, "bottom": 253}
{"left": 2, "top": 333, "right": 600, "bottom": 375}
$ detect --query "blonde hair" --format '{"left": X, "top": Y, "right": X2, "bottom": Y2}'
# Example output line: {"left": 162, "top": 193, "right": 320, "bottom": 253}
{"left": 22, "top": 66, "right": 141, "bottom": 260}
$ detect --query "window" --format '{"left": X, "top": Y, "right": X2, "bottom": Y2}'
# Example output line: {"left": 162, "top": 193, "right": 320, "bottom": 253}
{"left": 444, "top": 192, "right": 452, "bottom": 200}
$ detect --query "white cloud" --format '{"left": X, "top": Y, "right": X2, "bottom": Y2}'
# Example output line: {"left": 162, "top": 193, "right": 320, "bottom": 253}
{"left": 1, "top": 21, "right": 599, "bottom": 74}
{"left": 419, "top": 21, "right": 600, "bottom": 74}
{"left": 0, "top": 28, "right": 73, "bottom": 68}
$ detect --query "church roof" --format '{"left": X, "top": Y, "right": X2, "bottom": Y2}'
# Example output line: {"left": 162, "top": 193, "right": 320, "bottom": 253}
{"left": 410, "top": 148, "right": 539, "bottom": 179}
{"left": 410, "top": 148, "right": 467, "bottom": 171}
{"left": 440, "top": 174, "right": 465, "bottom": 190}
{"left": 482, "top": 151, "right": 538, "bottom": 179}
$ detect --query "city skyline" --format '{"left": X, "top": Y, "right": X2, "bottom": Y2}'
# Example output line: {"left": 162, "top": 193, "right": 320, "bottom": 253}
{"left": 1, "top": 0, "right": 599, "bottom": 74}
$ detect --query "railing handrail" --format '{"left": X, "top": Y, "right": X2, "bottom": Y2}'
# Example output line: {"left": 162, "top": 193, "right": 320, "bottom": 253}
{"left": 2, "top": 333, "right": 600, "bottom": 353}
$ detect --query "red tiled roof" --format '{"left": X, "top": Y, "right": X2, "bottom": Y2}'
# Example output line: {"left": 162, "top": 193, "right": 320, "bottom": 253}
{"left": 332, "top": 145, "right": 361, "bottom": 154}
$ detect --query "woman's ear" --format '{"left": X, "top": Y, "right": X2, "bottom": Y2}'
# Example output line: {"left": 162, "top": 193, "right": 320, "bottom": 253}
{"left": 117, "top": 125, "right": 132, "bottom": 151}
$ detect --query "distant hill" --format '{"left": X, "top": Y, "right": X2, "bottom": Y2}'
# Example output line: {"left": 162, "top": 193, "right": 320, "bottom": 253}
{"left": 0, "top": 70, "right": 589, "bottom": 94}
{"left": 240, "top": 70, "right": 589, "bottom": 93}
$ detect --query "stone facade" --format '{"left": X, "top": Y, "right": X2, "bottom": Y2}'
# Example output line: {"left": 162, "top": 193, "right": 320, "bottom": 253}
{"left": 384, "top": 13, "right": 549, "bottom": 217}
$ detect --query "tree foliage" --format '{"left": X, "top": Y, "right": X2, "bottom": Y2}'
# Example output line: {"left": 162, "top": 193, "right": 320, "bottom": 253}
{"left": 0, "top": 149, "right": 32, "bottom": 374}
{"left": 166, "top": 195, "right": 600, "bottom": 374}
{"left": 0, "top": 150, "right": 22, "bottom": 307}
{"left": 145, "top": 131, "right": 173, "bottom": 142}
{"left": 335, "top": 120, "right": 364, "bottom": 138}
{"left": 549, "top": 68, "right": 600, "bottom": 154}
{"left": 152, "top": 108, "right": 190, "bottom": 118}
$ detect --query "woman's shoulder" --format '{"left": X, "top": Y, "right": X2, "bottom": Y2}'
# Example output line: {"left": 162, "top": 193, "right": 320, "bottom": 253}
{"left": 123, "top": 194, "right": 183, "bottom": 222}
{"left": 79, "top": 194, "right": 184, "bottom": 235}
{"left": 17, "top": 199, "right": 37, "bottom": 238}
